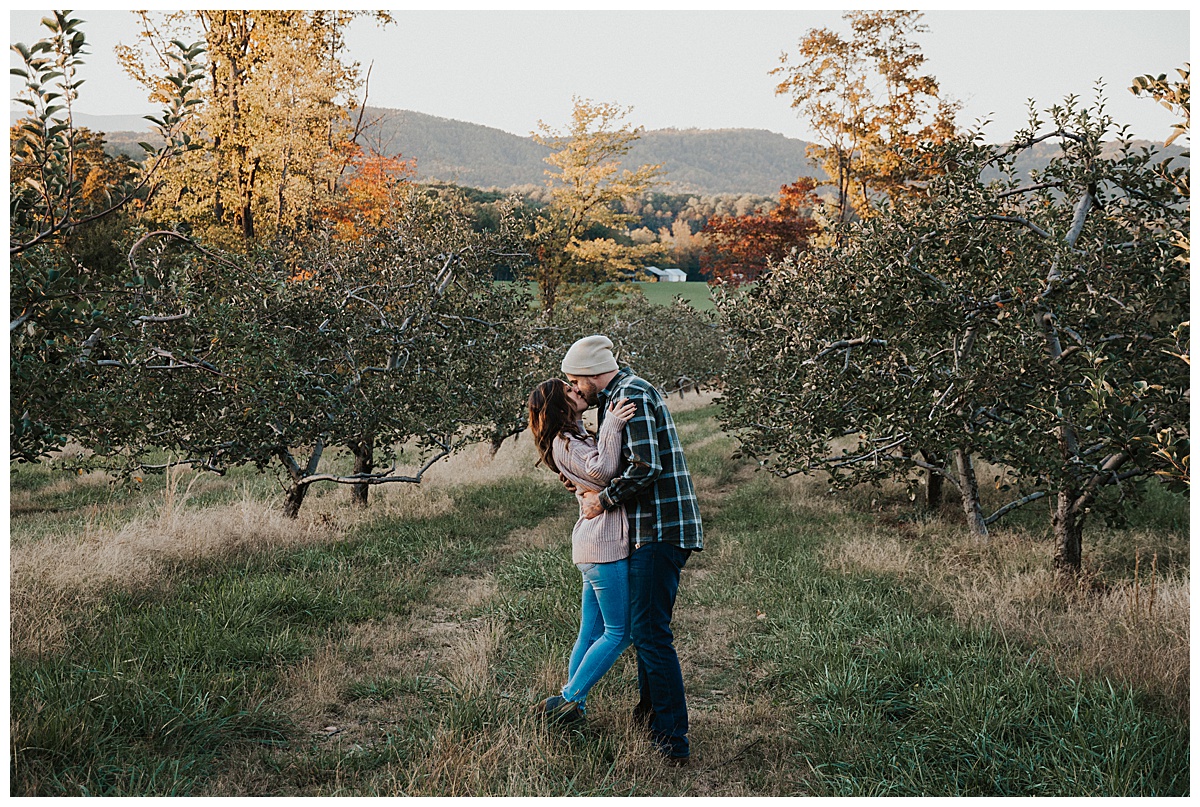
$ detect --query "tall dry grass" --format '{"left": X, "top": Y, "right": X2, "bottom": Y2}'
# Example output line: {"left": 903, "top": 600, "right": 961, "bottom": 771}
{"left": 769, "top": 449, "right": 1189, "bottom": 712}
{"left": 821, "top": 523, "right": 1190, "bottom": 713}
{"left": 10, "top": 471, "right": 340, "bottom": 657}
{"left": 8, "top": 433, "right": 540, "bottom": 660}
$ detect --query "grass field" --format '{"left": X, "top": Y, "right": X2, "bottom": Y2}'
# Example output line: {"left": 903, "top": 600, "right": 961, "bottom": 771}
{"left": 629, "top": 281, "right": 715, "bottom": 311}
{"left": 9, "top": 397, "right": 1190, "bottom": 796}
{"left": 498, "top": 280, "right": 716, "bottom": 311}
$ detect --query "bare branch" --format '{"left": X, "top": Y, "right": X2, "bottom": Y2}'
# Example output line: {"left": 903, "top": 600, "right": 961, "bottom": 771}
{"left": 138, "top": 457, "right": 227, "bottom": 475}
{"left": 1065, "top": 191, "right": 1094, "bottom": 249}
{"left": 1071, "top": 451, "right": 1135, "bottom": 515}
{"left": 984, "top": 490, "right": 1049, "bottom": 525}
{"left": 929, "top": 384, "right": 955, "bottom": 420}
{"left": 976, "top": 215, "right": 1053, "bottom": 239}
{"left": 146, "top": 348, "right": 227, "bottom": 377}
{"left": 304, "top": 436, "right": 325, "bottom": 477}
{"left": 806, "top": 336, "right": 888, "bottom": 365}
{"left": 996, "top": 181, "right": 1066, "bottom": 198}
{"left": 137, "top": 310, "right": 191, "bottom": 324}
{"left": 127, "top": 229, "right": 244, "bottom": 273}
{"left": 9, "top": 309, "right": 33, "bottom": 333}
{"left": 296, "top": 445, "right": 451, "bottom": 487}
{"left": 275, "top": 445, "right": 304, "bottom": 484}
{"left": 1000, "top": 128, "right": 1088, "bottom": 157}
{"left": 821, "top": 434, "right": 910, "bottom": 469}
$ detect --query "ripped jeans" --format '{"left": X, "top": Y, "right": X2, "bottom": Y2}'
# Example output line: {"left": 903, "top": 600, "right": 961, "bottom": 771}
{"left": 561, "top": 558, "right": 631, "bottom": 710}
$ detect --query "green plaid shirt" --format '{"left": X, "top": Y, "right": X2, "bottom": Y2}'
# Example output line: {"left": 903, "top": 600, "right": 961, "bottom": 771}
{"left": 596, "top": 368, "right": 703, "bottom": 550}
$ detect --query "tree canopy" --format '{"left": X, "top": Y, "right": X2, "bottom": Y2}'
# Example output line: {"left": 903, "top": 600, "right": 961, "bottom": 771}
{"left": 716, "top": 92, "right": 1189, "bottom": 576}
{"left": 528, "top": 97, "right": 667, "bottom": 316}
{"left": 772, "top": 10, "right": 959, "bottom": 225}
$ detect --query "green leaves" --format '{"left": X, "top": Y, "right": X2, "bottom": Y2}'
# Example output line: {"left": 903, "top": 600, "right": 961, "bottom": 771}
{"left": 10, "top": 16, "right": 206, "bottom": 257}
{"left": 717, "top": 93, "right": 1189, "bottom": 551}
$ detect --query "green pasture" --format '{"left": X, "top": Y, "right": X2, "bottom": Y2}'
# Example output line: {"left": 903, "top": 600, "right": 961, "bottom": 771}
{"left": 498, "top": 280, "right": 716, "bottom": 311}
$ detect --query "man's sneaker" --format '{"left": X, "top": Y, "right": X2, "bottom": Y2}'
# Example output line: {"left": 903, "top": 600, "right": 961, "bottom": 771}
{"left": 663, "top": 754, "right": 690, "bottom": 768}
{"left": 534, "top": 695, "right": 586, "bottom": 726}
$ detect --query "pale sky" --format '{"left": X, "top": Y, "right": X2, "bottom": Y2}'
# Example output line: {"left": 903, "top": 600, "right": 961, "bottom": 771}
{"left": 7, "top": 6, "right": 1193, "bottom": 144}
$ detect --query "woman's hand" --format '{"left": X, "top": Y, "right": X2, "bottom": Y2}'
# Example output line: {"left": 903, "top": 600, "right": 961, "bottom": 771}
{"left": 607, "top": 397, "right": 636, "bottom": 425}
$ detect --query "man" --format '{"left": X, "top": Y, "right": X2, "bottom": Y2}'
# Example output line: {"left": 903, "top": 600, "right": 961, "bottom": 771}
{"left": 560, "top": 334, "right": 703, "bottom": 766}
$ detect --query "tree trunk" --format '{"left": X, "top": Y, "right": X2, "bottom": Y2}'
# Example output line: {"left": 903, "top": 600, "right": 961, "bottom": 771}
{"left": 1052, "top": 489, "right": 1084, "bottom": 578}
{"left": 953, "top": 448, "right": 988, "bottom": 540}
{"left": 920, "top": 450, "right": 944, "bottom": 509}
{"left": 283, "top": 481, "right": 310, "bottom": 518}
{"left": 925, "top": 470, "right": 944, "bottom": 510}
{"left": 277, "top": 438, "right": 323, "bottom": 519}
{"left": 349, "top": 439, "right": 373, "bottom": 507}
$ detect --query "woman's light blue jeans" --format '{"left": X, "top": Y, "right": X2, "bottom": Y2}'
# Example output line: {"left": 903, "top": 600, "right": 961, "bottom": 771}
{"left": 561, "top": 558, "right": 631, "bottom": 710}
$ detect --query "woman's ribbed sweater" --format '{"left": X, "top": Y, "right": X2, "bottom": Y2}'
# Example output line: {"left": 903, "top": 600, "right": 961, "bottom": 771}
{"left": 552, "top": 415, "right": 629, "bottom": 564}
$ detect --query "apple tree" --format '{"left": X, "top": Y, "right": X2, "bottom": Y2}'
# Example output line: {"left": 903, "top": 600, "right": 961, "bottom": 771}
{"left": 716, "top": 94, "right": 1188, "bottom": 577}
{"left": 9, "top": 12, "right": 204, "bottom": 463}
{"left": 81, "top": 187, "right": 533, "bottom": 516}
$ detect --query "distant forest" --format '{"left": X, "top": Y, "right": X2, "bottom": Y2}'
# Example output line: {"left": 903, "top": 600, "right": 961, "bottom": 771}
{"left": 94, "top": 106, "right": 1186, "bottom": 281}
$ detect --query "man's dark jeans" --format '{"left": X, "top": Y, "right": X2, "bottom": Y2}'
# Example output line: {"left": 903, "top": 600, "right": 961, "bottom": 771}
{"left": 629, "top": 541, "right": 692, "bottom": 758}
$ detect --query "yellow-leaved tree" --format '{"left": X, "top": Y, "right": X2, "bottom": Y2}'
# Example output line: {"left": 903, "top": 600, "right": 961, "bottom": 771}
{"left": 530, "top": 98, "right": 667, "bottom": 317}
{"left": 117, "top": 10, "right": 392, "bottom": 248}
{"left": 772, "top": 10, "right": 959, "bottom": 226}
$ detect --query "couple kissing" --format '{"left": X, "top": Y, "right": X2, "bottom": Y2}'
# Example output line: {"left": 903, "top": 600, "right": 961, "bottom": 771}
{"left": 526, "top": 334, "right": 703, "bottom": 766}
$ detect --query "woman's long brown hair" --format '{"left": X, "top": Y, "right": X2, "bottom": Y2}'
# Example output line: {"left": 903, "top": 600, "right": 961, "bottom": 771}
{"left": 528, "top": 378, "right": 587, "bottom": 473}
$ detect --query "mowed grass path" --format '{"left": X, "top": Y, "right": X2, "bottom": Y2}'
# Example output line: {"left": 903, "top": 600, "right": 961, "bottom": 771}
{"left": 9, "top": 402, "right": 1189, "bottom": 796}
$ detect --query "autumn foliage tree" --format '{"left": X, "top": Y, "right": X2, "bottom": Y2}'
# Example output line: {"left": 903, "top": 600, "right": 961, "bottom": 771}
{"left": 772, "top": 10, "right": 958, "bottom": 225}
{"left": 529, "top": 97, "right": 667, "bottom": 316}
{"left": 117, "top": 10, "right": 392, "bottom": 247}
{"left": 319, "top": 146, "right": 417, "bottom": 243}
{"left": 699, "top": 177, "right": 821, "bottom": 284}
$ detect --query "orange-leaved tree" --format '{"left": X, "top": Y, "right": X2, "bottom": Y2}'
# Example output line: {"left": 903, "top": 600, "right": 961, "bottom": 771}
{"left": 320, "top": 146, "right": 417, "bottom": 244}
{"left": 700, "top": 177, "right": 820, "bottom": 284}
{"left": 772, "top": 10, "right": 958, "bottom": 226}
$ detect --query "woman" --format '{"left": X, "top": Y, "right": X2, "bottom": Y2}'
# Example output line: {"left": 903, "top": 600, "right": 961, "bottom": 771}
{"left": 527, "top": 378, "right": 636, "bottom": 725}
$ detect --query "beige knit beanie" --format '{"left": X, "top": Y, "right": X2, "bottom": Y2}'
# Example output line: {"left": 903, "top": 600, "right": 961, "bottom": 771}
{"left": 561, "top": 334, "right": 619, "bottom": 375}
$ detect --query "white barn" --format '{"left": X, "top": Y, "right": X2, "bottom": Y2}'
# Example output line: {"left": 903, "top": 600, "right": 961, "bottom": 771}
{"left": 643, "top": 265, "right": 689, "bottom": 282}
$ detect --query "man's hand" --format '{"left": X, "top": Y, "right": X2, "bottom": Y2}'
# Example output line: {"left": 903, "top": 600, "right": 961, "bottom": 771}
{"left": 559, "top": 472, "right": 578, "bottom": 494}
{"left": 580, "top": 489, "right": 604, "bottom": 520}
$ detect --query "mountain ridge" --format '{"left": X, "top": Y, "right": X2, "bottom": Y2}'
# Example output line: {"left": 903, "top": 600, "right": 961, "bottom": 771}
{"left": 351, "top": 107, "right": 823, "bottom": 195}
{"left": 17, "top": 107, "right": 823, "bottom": 196}
{"left": 14, "top": 107, "right": 1186, "bottom": 198}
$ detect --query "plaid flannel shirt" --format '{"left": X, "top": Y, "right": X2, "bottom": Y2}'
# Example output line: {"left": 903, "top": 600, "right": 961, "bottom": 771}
{"left": 596, "top": 368, "right": 703, "bottom": 550}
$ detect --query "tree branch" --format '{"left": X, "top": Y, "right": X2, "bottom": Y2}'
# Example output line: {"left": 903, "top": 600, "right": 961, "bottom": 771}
{"left": 1065, "top": 190, "right": 1094, "bottom": 249}
{"left": 295, "top": 445, "right": 451, "bottom": 487}
{"left": 137, "top": 310, "right": 191, "bottom": 324}
{"left": 1000, "top": 128, "right": 1088, "bottom": 157}
{"left": 984, "top": 490, "right": 1049, "bottom": 525}
{"left": 821, "top": 434, "right": 910, "bottom": 469}
{"left": 975, "top": 215, "right": 1054, "bottom": 239}
{"left": 996, "top": 181, "right": 1066, "bottom": 198}
{"left": 145, "top": 348, "right": 227, "bottom": 376}
{"left": 9, "top": 309, "right": 33, "bottom": 333}
{"left": 138, "top": 456, "right": 227, "bottom": 475}
{"left": 127, "top": 229, "right": 244, "bottom": 274}
{"left": 1071, "top": 451, "right": 1135, "bottom": 515}
{"left": 806, "top": 335, "right": 888, "bottom": 365}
